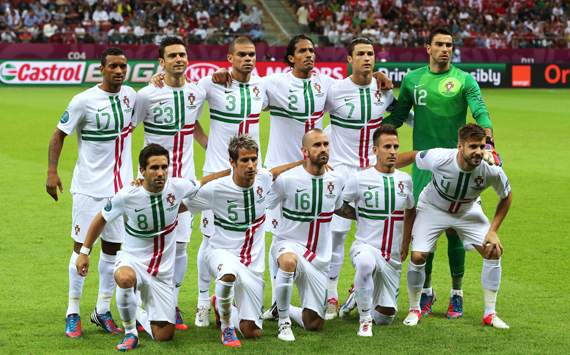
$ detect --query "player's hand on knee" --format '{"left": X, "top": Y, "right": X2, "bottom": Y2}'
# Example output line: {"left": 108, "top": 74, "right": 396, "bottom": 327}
{"left": 483, "top": 231, "right": 503, "bottom": 259}
{"left": 150, "top": 72, "right": 165, "bottom": 88}
{"left": 46, "top": 173, "right": 63, "bottom": 201}
{"left": 212, "top": 68, "right": 232, "bottom": 87}
{"left": 76, "top": 254, "right": 90, "bottom": 276}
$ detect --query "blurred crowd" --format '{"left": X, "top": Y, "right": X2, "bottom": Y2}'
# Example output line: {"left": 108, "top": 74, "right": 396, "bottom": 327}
{"left": 293, "top": 0, "right": 570, "bottom": 48}
{"left": 0, "top": 0, "right": 265, "bottom": 45}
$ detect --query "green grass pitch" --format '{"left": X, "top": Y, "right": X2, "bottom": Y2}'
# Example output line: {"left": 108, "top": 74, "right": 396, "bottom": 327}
{"left": 0, "top": 87, "right": 568, "bottom": 354}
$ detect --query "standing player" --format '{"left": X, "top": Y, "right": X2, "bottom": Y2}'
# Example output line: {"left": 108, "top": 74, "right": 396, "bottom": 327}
{"left": 267, "top": 129, "right": 345, "bottom": 342}
{"left": 75, "top": 144, "right": 228, "bottom": 351}
{"left": 383, "top": 27, "right": 500, "bottom": 318}
{"left": 46, "top": 48, "right": 135, "bottom": 337}
{"left": 338, "top": 126, "right": 415, "bottom": 337}
{"left": 400, "top": 124, "right": 511, "bottom": 329}
{"left": 133, "top": 37, "right": 208, "bottom": 330}
{"left": 324, "top": 37, "right": 396, "bottom": 319}
{"left": 183, "top": 135, "right": 302, "bottom": 347}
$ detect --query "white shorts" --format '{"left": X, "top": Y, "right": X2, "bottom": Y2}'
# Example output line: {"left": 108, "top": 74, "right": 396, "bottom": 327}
{"left": 271, "top": 240, "right": 328, "bottom": 319}
{"left": 199, "top": 209, "right": 214, "bottom": 237}
{"left": 205, "top": 248, "right": 264, "bottom": 329}
{"left": 175, "top": 211, "right": 193, "bottom": 243}
{"left": 411, "top": 199, "right": 490, "bottom": 253}
{"left": 330, "top": 164, "right": 359, "bottom": 233}
{"left": 72, "top": 193, "right": 124, "bottom": 243}
{"left": 115, "top": 251, "right": 175, "bottom": 324}
{"left": 350, "top": 242, "right": 401, "bottom": 310}
{"left": 265, "top": 202, "right": 282, "bottom": 234}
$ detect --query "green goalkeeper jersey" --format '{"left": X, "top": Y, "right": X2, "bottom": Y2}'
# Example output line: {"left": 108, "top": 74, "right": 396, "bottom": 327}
{"left": 384, "top": 65, "right": 492, "bottom": 150}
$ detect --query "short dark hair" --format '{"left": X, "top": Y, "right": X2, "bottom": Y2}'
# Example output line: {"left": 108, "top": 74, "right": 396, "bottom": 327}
{"left": 139, "top": 144, "right": 170, "bottom": 169}
{"left": 428, "top": 27, "right": 453, "bottom": 45}
{"left": 458, "top": 123, "right": 486, "bottom": 143}
{"left": 159, "top": 36, "right": 186, "bottom": 59}
{"left": 100, "top": 47, "right": 125, "bottom": 66}
{"left": 228, "top": 36, "right": 255, "bottom": 54}
{"left": 228, "top": 135, "right": 259, "bottom": 162}
{"left": 373, "top": 125, "right": 398, "bottom": 146}
{"left": 347, "top": 37, "right": 373, "bottom": 57}
{"left": 285, "top": 34, "right": 314, "bottom": 67}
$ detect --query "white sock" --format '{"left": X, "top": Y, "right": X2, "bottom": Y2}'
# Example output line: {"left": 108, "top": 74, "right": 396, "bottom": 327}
{"left": 275, "top": 268, "right": 294, "bottom": 323}
{"left": 407, "top": 261, "right": 426, "bottom": 310}
{"left": 289, "top": 305, "right": 304, "bottom": 328}
{"left": 116, "top": 287, "right": 137, "bottom": 336}
{"left": 96, "top": 251, "right": 116, "bottom": 314}
{"left": 197, "top": 237, "right": 211, "bottom": 306}
{"left": 482, "top": 258, "right": 501, "bottom": 316}
{"left": 215, "top": 279, "right": 235, "bottom": 329}
{"left": 230, "top": 305, "right": 241, "bottom": 334}
{"left": 422, "top": 287, "right": 433, "bottom": 296}
{"left": 268, "top": 238, "right": 278, "bottom": 304}
{"left": 67, "top": 251, "right": 84, "bottom": 316}
{"left": 353, "top": 252, "right": 375, "bottom": 320}
{"left": 372, "top": 309, "right": 395, "bottom": 325}
{"left": 328, "top": 230, "right": 347, "bottom": 299}
{"left": 451, "top": 289, "right": 464, "bottom": 297}
{"left": 174, "top": 242, "right": 188, "bottom": 307}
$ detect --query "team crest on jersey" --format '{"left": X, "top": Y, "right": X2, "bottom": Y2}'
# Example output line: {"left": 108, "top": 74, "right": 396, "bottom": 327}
{"left": 272, "top": 219, "right": 279, "bottom": 229}
{"left": 166, "top": 193, "right": 176, "bottom": 207}
{"left": 438, "top": 77, "right": 461, "bottom": 97}
{"left": 188, "top": 92, "right": 196, "bottom": 107}
{"left": 123, "top": 96, "right": 130, "bottom": 108}
{"left": 256, "top": 186, "right": 263, "bottom": 198}
{"left": 74, "top": 224, "right": 81, "bottom": 236}
{"left": 313, "top": 82, "right": 325, "bottom": 97}
{"left": 327, "top": 182, "right": 335, "bottom": 194}
{"left": 374, "top": 90, "right": 384, "bottom": 105}
{"left": 474, "top": 175, "right": 484, "bottom": 188}
{"left": 202, "top": 217, "right": 209, "bottom": 228}
{"left": 397, "top": 181, "right": 406, "bottom": 196}
{"left": 252, "top": 86, "right": 261, "bottom": 100}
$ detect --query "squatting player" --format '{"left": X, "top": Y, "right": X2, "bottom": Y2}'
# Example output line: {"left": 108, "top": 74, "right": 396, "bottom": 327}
{"left": 46, "top": 47, "right": 135, "bottom": 338}
{"left": 183, "top": 135, "right": 302, "bottom": 347}
{"left": 267, "top": 129, "right": 345, "bottom": 342}
{"left": 133, "top": 36, "right": 208, "bottom": 330}
{"left": 325, "top": 37, "right": 396, "bottom": 319}
{"left": 399, "top": 124, "right": 511, "bottom": 329}
{"left": 75, "top": 144, "right": 228, "bottom": 351}
{"left": 383, "top": 27, "right": 500, "bottom": 318}
{"left": 336, "top": 126, "right": 415, "bottom": 337}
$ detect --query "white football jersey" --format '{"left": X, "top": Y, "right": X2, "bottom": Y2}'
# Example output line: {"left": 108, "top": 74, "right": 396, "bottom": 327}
{"left": 57, "top": 85, "right": 136, "bottom": 198}
{"left": 198, "top": 75, "right": 266, "bottom": 173}
{"left": 102, "top": 178, "right": 200, "bottom": 281}
{"left": 133, "top": 83, "right": 206, "bottom": 179}
{"left": 344, "top": 168, "right": 414, "bottom": 263}
{"left": 326, "top": 78, "right": 394, "bottom": 168}
{"left": 263, "top": 72, "right": 335, "bottom": 168}
{"left": 267, "top": 166, "right": 344, "bottom": 269}
{"left": 416, "top": 148, "right": 511, "bottom": 214}
{"left": 184, "top": 169, "right": 273, "bottom": 273}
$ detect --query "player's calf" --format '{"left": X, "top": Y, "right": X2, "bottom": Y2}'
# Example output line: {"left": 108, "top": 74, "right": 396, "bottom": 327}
{"left": 151, "top": 322, "right": 175, "bottom": 341}
{"left": 240, "top": 320, "right": 262, "bottom": 338}
{"left": 302, "top": 309, "right": 324, "bottom": 331}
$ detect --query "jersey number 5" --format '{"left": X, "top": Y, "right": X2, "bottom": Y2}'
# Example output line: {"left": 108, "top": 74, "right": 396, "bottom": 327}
{"left": 413, "top": 88, "right": 427, "bottom": 106}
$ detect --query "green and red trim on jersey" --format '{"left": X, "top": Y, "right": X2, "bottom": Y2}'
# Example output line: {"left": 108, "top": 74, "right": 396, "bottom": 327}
{"left": 210, "top": 83, "right": 260, "bottom": 135}
{"left": 269, "top": 80, "right": 323, "bottom": 132}
{"left": 303, "top": 211, "right": 334, "bottom": 262}
{"left": 240, "top": 214, "right": 266, "bottom": 266}
{"left": 432, "top": 172, "right": 475, "bottom": 214}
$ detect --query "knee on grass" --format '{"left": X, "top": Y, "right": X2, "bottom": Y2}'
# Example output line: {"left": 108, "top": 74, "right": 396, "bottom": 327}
{"left": 240, "top": 320, "right": 262, "bottom": 338}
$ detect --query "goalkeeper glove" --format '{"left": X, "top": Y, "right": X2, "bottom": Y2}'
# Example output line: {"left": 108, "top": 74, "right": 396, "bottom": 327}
{"left": 483, "top": 136, "right": 502, "bottom": 166}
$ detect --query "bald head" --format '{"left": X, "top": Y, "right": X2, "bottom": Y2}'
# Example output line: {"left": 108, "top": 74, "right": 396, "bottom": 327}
{"left": 302, "top": 128, "right": 325, "bottom": 148}
{"left": 301, "top": 128, "right": 329, "bottom": 169}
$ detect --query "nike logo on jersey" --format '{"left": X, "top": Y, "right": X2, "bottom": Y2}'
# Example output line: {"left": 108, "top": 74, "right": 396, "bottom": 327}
{"left": 367, "top": 186, "right": 379, "bottom": 190}
{"left": 227, "top": 199, "right": 237, "bottom": 204}
{"left": 288, "top": 89, "right": 297, "bottom": 93}
{"left": 134, "top": 208, "right": 145, "bottom": 212}
{"left": 97, "top": 107, "right": 106, "bottom": 112}
{"left": 296, "top": 188, "right": 306, "bottom": 193}
{"left": 159, "top": 101, "right": 167, "bottom": 105}
{"left": 414, "top": 84, "right": 424, "bottom": 88}
{"left": 224, "top": 90, "right": 233, "bottom": 94}
{"left": 344, "top": 97, "right": 354, "bottom": 102}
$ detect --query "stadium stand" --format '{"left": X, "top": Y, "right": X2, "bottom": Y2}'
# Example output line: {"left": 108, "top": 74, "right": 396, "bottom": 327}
{"left": 290, "top": 0, "right": 569, "bottom": 48}
{"left": 0, "top": 0, "right": 265, "bottom": 45}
